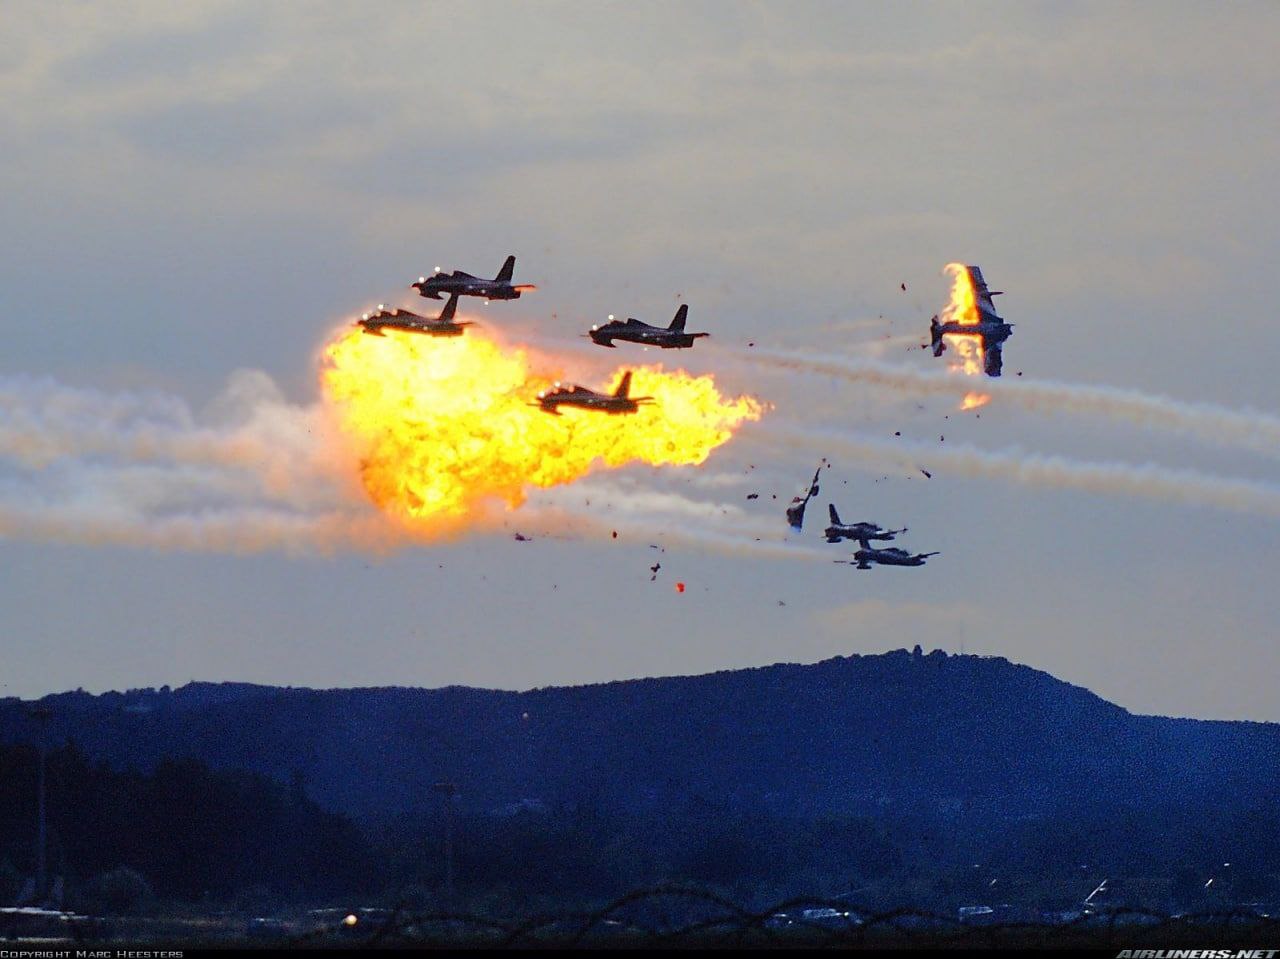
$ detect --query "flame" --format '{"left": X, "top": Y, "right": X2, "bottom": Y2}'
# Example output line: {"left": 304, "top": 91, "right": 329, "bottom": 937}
{"left": 319, "top": 326, "right": 764, "bottom": 531}
{"left": 941, "top": 262, "right": 991, "bottom": 409}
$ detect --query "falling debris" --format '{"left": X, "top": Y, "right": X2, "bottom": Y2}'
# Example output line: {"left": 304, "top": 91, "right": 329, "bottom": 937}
{"left": 675, "top": 582, "right": 686, "bottom": 593}
{"left": 649, "top": 563, "right": 661, "bottom": 581}
{"left": 920, "top": 469, "right": 933, "bottom": 479}
{"left": 894, "top": 431, "right": 901, "bottom": 437}
{"left": 611, "top": 530, "right": 618, "bottom": 539}
{"left": 513, "top": 532, "right": 532, "bottom": 542}
{"left": 746, "top": 493, "right": 759, "bottom": 500}
{"left": 649, "top": 544, "right": 664, "bottom": 552}
{"left": 900, "top": 282, "right": 907, "bottom": 292}
{"left": 777, "top": 600, "right": 787, "bottom": 606}
{"left": 786, "top": 462, "right": 825, "bottom": 531}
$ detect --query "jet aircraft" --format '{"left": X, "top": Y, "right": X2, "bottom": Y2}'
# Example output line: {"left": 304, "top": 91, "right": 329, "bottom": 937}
{"left": 357, "top": 294, "right": 470, "bottom": 337}
{"left": 823, "top": 505, "right": 906, "bottom": 545}
{"left": 587, "top": 304, "right": 709, "bottom": 349}
{"left": 412, "top": 256, "right": 536, "bottom": 301}
{"left": 928, "top": 265, "right": 1013, "bottom": 376}
{"left": 839, "top": 538, "right": 939, "bottom": 570}
{"left": 534, "top": 371, "right": 652, "bottom": 416}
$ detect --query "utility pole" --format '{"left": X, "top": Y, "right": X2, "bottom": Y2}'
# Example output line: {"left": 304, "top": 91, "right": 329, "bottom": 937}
{"left": 29, "top": 705, "right": 53, "bottom": 901}
{"left": 432, "top": 782, "right": 458, "bottom": 909}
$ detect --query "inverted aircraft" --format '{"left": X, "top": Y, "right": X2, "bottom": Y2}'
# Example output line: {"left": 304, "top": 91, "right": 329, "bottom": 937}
{"left": 928, "top": 265, "right": 1013, "bottom": 376}
{"left": 357, "top": 294, "right": 470, "bottom": 337}
{"left": 823, "top": 505, "right": 906, "bottom": 545}
{"left": 412, "top": 255, "right": 536, "bottom": 301}
{"left": 534, "top": 371, "right": 652, "bottom": 416}
{"left": 587, "top": 304, "right": 708, "bottom": 349}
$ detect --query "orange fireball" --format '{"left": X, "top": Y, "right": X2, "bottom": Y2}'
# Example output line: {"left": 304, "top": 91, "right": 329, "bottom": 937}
{"left": 320, "top": 325, "right": 763, "bottom": 531}
{"left": 941, "top": 263, "right": 991, "bottom": 410}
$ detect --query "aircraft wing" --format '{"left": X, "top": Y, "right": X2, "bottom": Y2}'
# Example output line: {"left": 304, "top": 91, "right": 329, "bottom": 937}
{"left": 982, "top": 337, "right": 1004, "bottom": 377}
{"left": 967, "top": 265, "right": 1004, "bottom": 322}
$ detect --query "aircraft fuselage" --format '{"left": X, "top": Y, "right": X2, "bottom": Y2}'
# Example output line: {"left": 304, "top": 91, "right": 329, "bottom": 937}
{"left": 851, "top": 547, "right": 938, "bottom": 568}
{"left": 413, "top": 278, "right": 525, "bottom": 301}
{"left": 825, "top": 523, "right": 903, "bottom": 544}
{"left": 359, "top": 319, "right": 466, "bottom": 337}
{"left": 589, "top": 325, "right": 708, "bottom": 349}
{"left": 935, "top": 320, "right": 1013, "bottom": 343}
{"left": 536, "top": 393, "right": 644, "bottom": 415}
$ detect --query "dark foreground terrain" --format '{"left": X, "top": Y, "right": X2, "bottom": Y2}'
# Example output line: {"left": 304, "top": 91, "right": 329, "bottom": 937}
{"left": 2, "top": 649, "right": 1277, "bottom": 925}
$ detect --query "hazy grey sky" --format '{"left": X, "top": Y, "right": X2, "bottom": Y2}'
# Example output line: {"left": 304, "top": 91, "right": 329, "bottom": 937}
{"left": 2, "top": 1, "right": 1278, "bottom": 720}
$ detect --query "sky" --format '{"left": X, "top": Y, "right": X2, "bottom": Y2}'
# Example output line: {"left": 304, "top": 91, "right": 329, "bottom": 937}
{"left": 2, "top": 1, "right": 1278, "bottom": 720}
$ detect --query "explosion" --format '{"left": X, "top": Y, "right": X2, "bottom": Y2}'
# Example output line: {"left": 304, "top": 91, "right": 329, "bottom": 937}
{"left": 940, "top": 262, "right": 991, "bottom": 410}
{"left": 320, "top": 325, "right": 764, "bottom": 530}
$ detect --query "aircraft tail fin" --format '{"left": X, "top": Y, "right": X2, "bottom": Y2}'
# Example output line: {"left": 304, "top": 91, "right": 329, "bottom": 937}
{"left": 828, "top": 503, "right": 841, "bottom": 526}
{"left": 614, "top": 371, "right": 632, "bottom": 399}
{"left": 669, "top": 304, "right": 688, "bottom": 332}
{"left": 439, "top": 293, "right": 459, "bottom": 322}
{"left": 930, "top": 315, "right": 945, "bottom": 356}
{"left": 495, "top": 255, "right": 515, "bottom": 283}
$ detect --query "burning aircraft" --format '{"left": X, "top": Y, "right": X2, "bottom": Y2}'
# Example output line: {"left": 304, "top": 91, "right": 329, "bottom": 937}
{"left": 534, "top": 370, "right": 653, "bottom": 416}
{"left": 928, "top": 264, "right": 1013, "bottom": 381}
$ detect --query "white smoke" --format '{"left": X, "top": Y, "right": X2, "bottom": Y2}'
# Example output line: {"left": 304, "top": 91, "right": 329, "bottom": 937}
{"left": 0, "top": 370, "right": 815, "bottom": 557}
{"left": 773, "top": 427, "right": 1280, "bottom": 519}
{"left": 0, "top": 371, "right": 390, "bottom": 553}
{"left": 749, "top": 351, "right": 1280, "bottom": 459}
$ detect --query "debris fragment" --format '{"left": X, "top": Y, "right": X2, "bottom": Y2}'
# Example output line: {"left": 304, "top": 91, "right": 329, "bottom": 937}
{"left": 650, "top": 563, "right": 661, "bottom": 581}
{"left": 746, "top": 493, "right": 759, "bottom": 500}
{"left": 786, "top": 463, "right": 825, "bottom": 531}
{"left": 675, "top": 582, "right": 685, "bottom": 593}
{"left": 513, "top": 532, "right": 532, "bottom": 542}
{"left": 920, "top": 468, "right": 932, "bottom": 479}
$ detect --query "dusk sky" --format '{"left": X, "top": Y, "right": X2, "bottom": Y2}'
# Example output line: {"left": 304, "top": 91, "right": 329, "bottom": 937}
{"left": 2, "top": 1, "right": 1278, "bottom": 721}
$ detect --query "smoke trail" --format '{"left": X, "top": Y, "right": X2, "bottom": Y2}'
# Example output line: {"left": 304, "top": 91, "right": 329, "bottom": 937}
{"left": 770, "top": 427, "right": 1280, "bottom": 519}
{"left": 0, "top": 370, "right": 394, "bottom": 552}
{"left": 0, "top": 370, "right": 793, "bottom": 557}
{"left": 525, "top": 479, "right": 832, "bottom": 563}
{"left": 748, "top": 351, "right": 1280, "bottom": 459}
